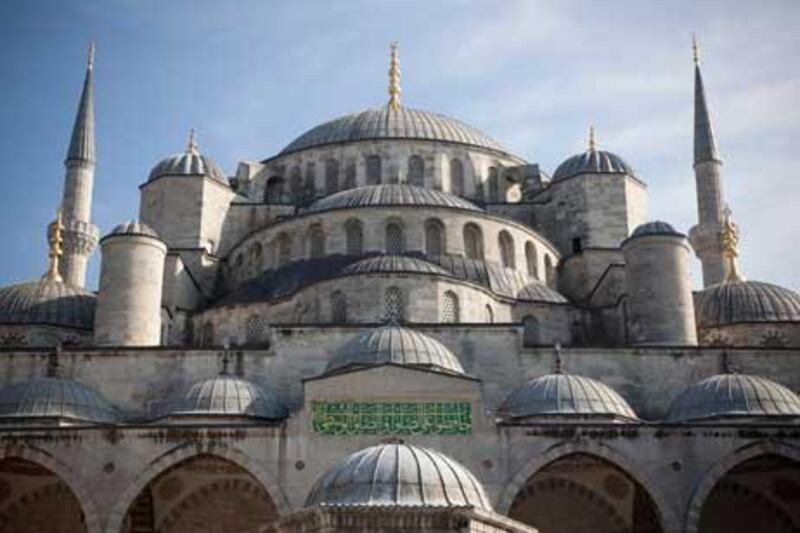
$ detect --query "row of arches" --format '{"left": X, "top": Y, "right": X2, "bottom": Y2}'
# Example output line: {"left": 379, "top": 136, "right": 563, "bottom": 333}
{"left": 262, "top": 155, "right": 513, "bottom": 204}
{"left": 2, "top": 443, "right": 796, "bottom": 533}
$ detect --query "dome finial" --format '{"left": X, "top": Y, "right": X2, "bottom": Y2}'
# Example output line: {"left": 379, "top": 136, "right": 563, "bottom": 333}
{"left": 721, "top": 205, "right": 744, "bottom": 282}
{"left": 187, "top": 128, "right": 199, "bottom": 155}
{"left": 553, "top": 342, "right": 563, "bottom": 374}
{"left": 87, "top": 41, "right": 96, "bottom": 70}
{"left": 588, "top": 125, "right": 597, "bottom": 152}
{"left": 388, "top": 42, "right": 402, "bottom": 111}
{"left": 44, "top": 210, "right": 65, "bottom": 282}
{"left": 692, "top": 33, "right": 700, "bottom": 65}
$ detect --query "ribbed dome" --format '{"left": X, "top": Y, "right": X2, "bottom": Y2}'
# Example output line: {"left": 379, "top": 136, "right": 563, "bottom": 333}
{"left": 305, "top": 443, "right": 492, "bottom": 510}
{"left": 326, "top": 324, "right": 464, "bottom": 375}
{"left": 165, "top": 374, "right": 287, "bottom": 420}
{"left": 696, "top": 280, "right": 800, "bottom": 328}
{"left": 0, "top": 377, "right": 118, "bottom": 424}
{"left": 307, "top": 184, "right": 482, "bottom": 214}
{"left": 498, "top": 373, "right": 638, "bottom": 421}
{"left": 666, "top": 373, "right": 800, "bottom": 422}
{"left": 281, "top": 106, "right": 510, "bottom": 156}
{"left": 0, "top": 278, "right": 95, "bottom": 330}
{"left": 552, "top": 149, "right": 634, "bottom": 182}
{"left": 107, "top": 220, "right": 160, "bottom": 239}
{"left": 148, "top": 149, "right": 227, "bottom": 184}
{"left": 342, "top": 255, "right": 451, "bottom": 276}
{"left": 630, "top": 220, "right": 682, "bottom": 238}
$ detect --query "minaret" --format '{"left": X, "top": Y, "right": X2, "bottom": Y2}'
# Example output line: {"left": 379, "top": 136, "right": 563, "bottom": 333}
{"left": 58, "top": 42, "right": 100, "bottom": 287}
{"left": 688, "top": 37, "right": 726, "bottom": 287}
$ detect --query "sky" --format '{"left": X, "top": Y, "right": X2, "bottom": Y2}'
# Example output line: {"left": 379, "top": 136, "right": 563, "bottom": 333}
{"left": 0, "top": 0, "right": 798, "bottom": 291}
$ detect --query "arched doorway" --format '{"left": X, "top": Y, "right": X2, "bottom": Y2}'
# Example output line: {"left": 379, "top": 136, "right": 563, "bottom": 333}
{"left": 698, "top": 454, "right": 800, "bottom": 533}
{"left": 0, "top": 457, "right": 87, "bottom": 533}
{"left": 508, "top": 453, "right": 663, "bottom": 533}
{"left": 120, "top": 454, "right": 279, "bottom": 533}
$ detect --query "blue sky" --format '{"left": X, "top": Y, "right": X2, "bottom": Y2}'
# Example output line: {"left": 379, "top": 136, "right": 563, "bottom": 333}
{"left": 0, "top": 0, "right": 798, "bottom": 290}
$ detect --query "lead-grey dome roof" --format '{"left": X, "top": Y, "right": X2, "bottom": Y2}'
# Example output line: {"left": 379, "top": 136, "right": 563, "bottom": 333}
{"left": 498, "top": 373, "right": 638, "bottom": 421}
{"left": 553, "top": 149, "right": 634, "bottom": 182}
{"left": 630, "top": 221, "right": 683, "bottom": 238}
{"left": 0, "top": 278, "right": 95, "bottom": 330}
{"left": 306, "top": 184, "right": 483, "bottom": 214}
{"left": 305, "top": 442, "right": 492, "bottom": 510}
{"left": 666, "top": 373, "right": 800, "bottom": 422}
{"left": 342, "top": 255, "right": 451, "bottom": 276}
{"left": 696, "top": 280, "right": 800, "bottom": 328}
{"left": 0, "top": 377, "right": 118, "bottom": 424}
{"left": 165, "top": 374, "right": 287, "bottom": 420}
{"left": 108, "top": 220, "right": 160, "bottom": 239}
{"left": 326, "top": 324, "right": 464, "bottom": 376}
{"left": 280, "top": 106, "right": 510, "bottom": 156}
{"left": 148, "top": 149, "right": 227, "bottom": 184}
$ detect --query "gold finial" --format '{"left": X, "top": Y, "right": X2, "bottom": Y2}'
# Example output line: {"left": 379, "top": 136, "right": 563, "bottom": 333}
{"left": 88, "top": 41, "right": 96, "bottom": 70}
{"left": 692, "top": 34, "right": 700, "bottom": 65}
{"left": 588, "top": 125, "right": 597, "bottom": 152}
{"left": 721, "top": 205, "right": 743, "bottom": 282}
{"left": 554, "top": 343, "right": 563, "bottom": 374}
{"left": 187, "top": 128, "right": 199, "bottom": 154}
{"left": 44, "top": 210, "right": 65, "bottom": 282}
{"left": 388, "top": 42, "right": 402, "bottom": 111}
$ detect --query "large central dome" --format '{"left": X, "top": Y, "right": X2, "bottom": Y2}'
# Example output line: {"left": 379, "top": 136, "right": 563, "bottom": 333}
{"left": 279, "top": 106, "right": 510, "bottom": 156}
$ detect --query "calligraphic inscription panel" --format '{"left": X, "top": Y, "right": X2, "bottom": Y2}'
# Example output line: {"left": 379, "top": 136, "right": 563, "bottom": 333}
{"left": 311, "top": 401, "right": 471, "bottom": 436}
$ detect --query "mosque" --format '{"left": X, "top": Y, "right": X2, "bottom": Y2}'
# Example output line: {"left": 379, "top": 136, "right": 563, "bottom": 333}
{"left": 0, "top": 40, "right": 798, "bottom": 533}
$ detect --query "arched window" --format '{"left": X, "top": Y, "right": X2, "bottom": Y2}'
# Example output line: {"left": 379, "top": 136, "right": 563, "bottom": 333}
{"left": 424, "top": 219, "right": 445, "bottom": 256}
{"left": 345, "top": 219, "right": 364, "bottom": 255}
{"left": 522, "top": 315, "right": 539, "bottom": 347}
{"left": 525, "top": 241, "right": 539, "bottom": 279}
{"left": 264, "top": 176, "right": 284, "bottom": 203}
{"left": 408, "top": 155, "right": 424, "bottom": 186}
{"left": 384, "top": 287, "right": 404, "bottom": 321}
{"left": 249, "top": 242, "right": 262, "bottom": 265}
{"left": 441, "top": 291, "right": 460, "bottom": 323}
{"left": 463, "top": 223, "right": 484, "bottom": 260}
{"left": 450, "top": 158, "right": 464, "bottom": 196}
{"left": 331, "top": 291, "right": 347, "bottom": 322}
{"left": 308, "top": 224, "right": 325, "bottom": 258}
{"left": 245, "top": 314, "right": 267, "bottom": 345}
{"left": 485, "top": 304, "right": 494, "bottom": 323}
{"left": 545, "top": 255, "right": 555, "bottom": 288}
{"left": 366, "top": 155, "right": 382, "bottom": 185}
{"left": 344, "top": 161, "right": 357, "bottom": 189}
{"left": 304, "top": 162, "right": 316, "bottom": 201}
{"left": 499, "top": 230, "right": 515, "bottom": 269}
{"left": 325, "top": 159, "right": 340, "bottom": 195}
{"left": 289, "top": 166, "right": 302, "bottom": 203}
{"left": 277, "top": 232, "right": 292, "bottom": 266}
{"left": 488, "top": 167, "right": 500, "bottom": 201}
{"left": 385, "top": 222, "right": 405, "bottom": 254}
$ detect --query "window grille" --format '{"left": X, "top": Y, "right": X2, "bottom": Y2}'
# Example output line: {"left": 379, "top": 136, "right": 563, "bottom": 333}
{"left": 442, "top": 291, "right": 460, "bottom": 323}
{"left": 386, "top": 223, "right": 405, "bottom": 254}
{"left": 385, "top": 287, "right": 404, "bottom": 321}
{"left": 408, "top": 155, "right": 424, "bottom": 186}
{"left": 346, "top": 220, "right": 364, "bottom": 255}
{"left": 245, "top": 315, "right": 266, "bottom": 345}
{"left": 331, "top": 291, "right": 348, "bottom": 322}
{"left": 325, "top": 159, "right": 340, "bottom": 195}
{"left": 425, "top": 220, "right": 444, "bottom": 255}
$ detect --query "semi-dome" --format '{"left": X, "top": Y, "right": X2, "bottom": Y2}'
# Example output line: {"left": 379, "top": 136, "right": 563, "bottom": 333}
{"left": 306, "top": 184, "right": 483, "bottom": 214}
{"left": 0, "top": 377, "right": 118, "bottom": 424}
{"left": 553, "top": 148, "right": 634, "bottom": 182}
{"left": 342, "top": 255, "right": 451, "bottom": 276}
{"left": 630, "top": 220, "right": 683, "bottom": 238}
{"left": 666, "top": 373, "right": 800, "bottom": 422}
{"left": 696, "top": 280, "right": 800, "bottom": 328}
{"left": 0, "top": 278, "right": 95, "bottom": 330}
{"left": 305, "top": 442, "right": 492, "bottom": 510}
{"left": 164, "top": 374, "right": 287, "bottom": 420}
{"left": 148, "top": 132, "right": 227, "bottom": 184}
{"left": 498, "top": 373, "right": 638, "bottom": 421}
{"left": 326, "top": 324, "right": 464, "bottom": 375}
{"left": 107, "top": 220, "right": 160, "bottom": 239}
{"left": 280, "top": 106, "right": 510, "bottom": 157}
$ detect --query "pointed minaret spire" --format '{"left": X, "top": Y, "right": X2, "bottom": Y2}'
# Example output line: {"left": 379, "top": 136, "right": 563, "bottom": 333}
{"left": 693, "top": 36, "right": 720, "bottom": 165}
{"left": 66, "top": 41, "right": 96, "bottom": 163}
{"left": 388, "top": 42, "right": 402, "bottom": 111}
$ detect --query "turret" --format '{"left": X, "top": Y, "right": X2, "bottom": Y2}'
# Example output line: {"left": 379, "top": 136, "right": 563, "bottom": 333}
{"left": 688, "top": 38, "right": 726, "bottom": 287}
{"left": 622, "top": 221, "right": 697, "bottom": 345}
{"left": 94, "top": 222, "right": 166, "bottom": 346}
{"left": 58, "top": 43, "right": 100, "bottom": 288}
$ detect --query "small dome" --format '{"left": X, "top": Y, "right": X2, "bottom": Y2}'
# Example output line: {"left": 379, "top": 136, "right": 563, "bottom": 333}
{"left": 515, "top": 281, "right": 569, "bottom": 303}
{"left": 0, "top": 377, "right": 118, "bottom": 424}
{"left": 280, "top": 106, "right": 510, "bottom": 156}
{"left": 0, "top": 278, "right": 95, "bottom": 330}
{"left": 696, "top": 280, "right": 800, "bottom": 328}
{"left": 666, "top": 373, "right": 800, "bottom": 422}
{"left": 553, "top": 149, "right": 634, "bottom": 182}
{"left": 107, "top": 220, "right": 160, "bottom": 239}
{"left": 305, "top": 442, "right": 492, "bottom": 510}
{"left": 165, "top": 374, "right": 287, "bottom": 420}
{"left": 148, "top": 140, "right": 227, "bottom": 184}
{"left": 498, "top": 373, "right": 638, "bottom": 421}
{"left": 326, "top": 324, "right": 464, "bottom": 376}
{"left": 630, "top": 221, "right": 683, "bottom": 238}
{"left": 342, "top": 255, "right": 451, "bottom": 276}
{"left": 306, "top": 184, "right": 483, "bottom": 214}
